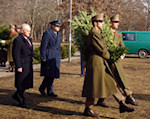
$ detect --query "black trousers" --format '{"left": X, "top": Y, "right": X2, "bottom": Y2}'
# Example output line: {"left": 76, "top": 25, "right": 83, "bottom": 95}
{"left": 13, "top": 88, "right": 25, "bottom": 105}
{"left": 40, "top": 76, "right": 54, "bottom": 94}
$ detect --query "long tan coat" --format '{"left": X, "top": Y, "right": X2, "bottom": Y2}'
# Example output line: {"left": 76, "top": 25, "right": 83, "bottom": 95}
{"left": 110, "top": 32, "right": 129, "bottom": 89}
{"left": 6, "top": 33, "right": 18, "bottom": 62}
{"left": 82, "top": 27, "right": 117, "bottom": 98}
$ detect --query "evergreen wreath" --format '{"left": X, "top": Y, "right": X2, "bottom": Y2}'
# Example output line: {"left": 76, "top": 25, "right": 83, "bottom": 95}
{"left": 71, "top": 9, "right": 128, "bottom": 62}
{"left": 70, "top": 8, "right": 96, "bottom": 61}
{"left": 102, "top": 16, "right": 128, "bottom": 62}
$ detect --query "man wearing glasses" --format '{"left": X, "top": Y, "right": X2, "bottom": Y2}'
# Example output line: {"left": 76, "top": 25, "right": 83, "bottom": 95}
{"left": 39, "top": 20, "right": 61, "bottom": 97}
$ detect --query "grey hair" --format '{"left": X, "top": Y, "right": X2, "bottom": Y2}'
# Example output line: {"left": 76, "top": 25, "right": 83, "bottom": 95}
{"left": 21, "top": 23, "right": 31, "bottom": 31}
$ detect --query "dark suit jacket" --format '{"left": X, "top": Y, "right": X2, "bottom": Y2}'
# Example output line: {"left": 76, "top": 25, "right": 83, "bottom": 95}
{"left": 40, "top": 29, "right": 61, "bottom": 78}
{"left": 12, "top": 34, "right": 33, "bottom": 90}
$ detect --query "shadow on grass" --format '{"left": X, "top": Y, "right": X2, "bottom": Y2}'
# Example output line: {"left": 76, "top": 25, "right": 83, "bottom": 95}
{"left": 60, "top": 72, "right": 81, "bottom": 76}
{"left": 133, "top": 93, "right": 150, "bottom": 101}
{"left": 125, "top": 55, "right": 150, "bottom": 59}
{"left": 32, "top": 71, "right": 81, "bottom": 76}
{"left": 125, "top": 55, "right": 139, "bottom": 58}
{"left": 0, "top": 88, "right": 84, "bottom": 105}
{"left": 0, "top": 88, "right": 84, "bottom": 116}
{"left": 33, "top": 105, "right": 83, "bottom": 116}
{"left": 0, "top": 88, "right": 117, "bottom": 118}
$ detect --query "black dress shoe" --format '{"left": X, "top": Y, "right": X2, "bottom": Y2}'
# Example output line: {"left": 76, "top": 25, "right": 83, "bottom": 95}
{"left": 39, "top": 87, "right": 46, "bottom": 97}
{"left": 83, "top": 107, "right": 100, "bottom": 118}
{"left": 119, "top": 101, "right": 135, "bottom": 113}
{"left": 12, "top": 92, "right": 22, "bottom": 104}
{"left": 96, "top": 98, "right": 110, "bottom": 108}
{"left": 125, "top": 95, "right": 139, "bottom": 106}
{"left": 19, "top": 102, "right": 30, "bottom": 109}
{"left": 47, "top": 92, "right": 58, "bottom": 97}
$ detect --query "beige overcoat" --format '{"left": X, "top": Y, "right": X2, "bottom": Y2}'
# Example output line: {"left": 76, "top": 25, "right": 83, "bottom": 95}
{"left": 6, "top": 33, "right": 18, "bottom": 62}
{"left": 110, "top": 32, "right": 129, "bottom": 89}
{"left": 82, "top": 27, "right": 117, "bottom": 98}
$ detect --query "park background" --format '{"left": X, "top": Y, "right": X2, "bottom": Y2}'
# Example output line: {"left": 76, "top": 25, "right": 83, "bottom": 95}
{"left": 0, "top": 0, "right": 150, "bottom": 119}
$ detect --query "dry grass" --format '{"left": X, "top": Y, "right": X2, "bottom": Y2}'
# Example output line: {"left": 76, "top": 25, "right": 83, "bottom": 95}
{"left": 0, "top": 56, "right": 150, "bottom": 119}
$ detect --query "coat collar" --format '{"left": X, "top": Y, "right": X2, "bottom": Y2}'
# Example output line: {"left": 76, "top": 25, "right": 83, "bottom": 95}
{"left": 48, "top": 29, "right": 60, "bottom": 44}
{"left": 20, "top": 34, "right": 33, "bottom": 49}
{"left": 49, "top": 29, "right": 59, "bottom": 39}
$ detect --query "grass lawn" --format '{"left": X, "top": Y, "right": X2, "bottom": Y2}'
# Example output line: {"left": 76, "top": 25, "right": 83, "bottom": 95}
{"left": 0, "top": 57, "right": 150, "bottom": 119}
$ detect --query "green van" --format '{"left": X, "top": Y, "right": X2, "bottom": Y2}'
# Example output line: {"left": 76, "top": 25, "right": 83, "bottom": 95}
{"left": 118, "top": 31, "right": 150, "bottom": 58}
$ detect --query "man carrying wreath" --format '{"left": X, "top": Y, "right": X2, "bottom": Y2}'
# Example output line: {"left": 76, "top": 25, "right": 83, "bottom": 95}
{"left": 82, "top": 13, "right": 135, "bottom": 118}
{"left": 97, "top": 14, "right": 139, "bottom": 108}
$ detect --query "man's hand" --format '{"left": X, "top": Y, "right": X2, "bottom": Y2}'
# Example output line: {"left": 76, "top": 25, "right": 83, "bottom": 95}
{"left": 17, "top": 68, "right": 22, "bottom": 72}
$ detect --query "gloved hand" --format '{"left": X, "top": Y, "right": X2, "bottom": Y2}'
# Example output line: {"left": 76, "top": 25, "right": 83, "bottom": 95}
{"left": 120, "top": 54, "right": 125, "bottom": 59}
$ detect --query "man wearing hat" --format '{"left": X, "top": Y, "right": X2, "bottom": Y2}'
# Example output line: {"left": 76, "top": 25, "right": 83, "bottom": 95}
{"left": 39, "top": 20, "right": 61, "bottom": 97}
{"left": 82, "top": 14, "right": 135, "bottom": 118}
{"left": 6, "top": 24, "right": 18, "bottom": 72}
{"left": 96, "top": 14, "right": 139, "bottom": 108}
{"left": 82, "top": 13, "right": 116, "bottom": 118}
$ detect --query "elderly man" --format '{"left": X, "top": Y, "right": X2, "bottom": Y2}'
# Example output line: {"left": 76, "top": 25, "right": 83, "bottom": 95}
{"left": 39, "top": 20, "right": 61, "bottom": 97}
{"left": 12, "top": 23, "right": 33, "bottom": 108}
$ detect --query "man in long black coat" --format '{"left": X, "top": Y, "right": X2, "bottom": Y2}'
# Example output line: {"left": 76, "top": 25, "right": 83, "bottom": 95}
{"left": 12, "top": 23, "right": 33, "bottom": 108}
{"left": 39, "top": 20, "right": 61, "bottom": 97}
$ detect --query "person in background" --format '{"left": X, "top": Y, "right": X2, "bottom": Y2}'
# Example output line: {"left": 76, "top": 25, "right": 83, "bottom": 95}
{"left": 96, "top": 14, "right": 139, "bottom": 108}
{"left": 12, "top": 23, "right": 33, "bottom": 108}
{"left": 6, "top": 24, "right": 18, "bottom": 72}
{"left": 15, "top": 24, "right": 21, "bottom": 34}
{"left": 39, "top": 20, "right": 61, "bottom": 97}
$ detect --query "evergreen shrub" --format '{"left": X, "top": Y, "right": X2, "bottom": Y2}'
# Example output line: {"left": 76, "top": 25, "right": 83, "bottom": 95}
{"left": 33, "top": 45, "right": 76, "bottom": 64}
{"left": 0, "top": 24, "right": 9, "bottom": 40}
{"left": 61, "top": 45, "right": 76, "bottom": 59}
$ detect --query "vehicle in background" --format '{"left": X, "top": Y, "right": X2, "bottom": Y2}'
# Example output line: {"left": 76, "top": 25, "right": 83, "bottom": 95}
{"left": 118, "top": 31, "right": 150, "bottom": 58}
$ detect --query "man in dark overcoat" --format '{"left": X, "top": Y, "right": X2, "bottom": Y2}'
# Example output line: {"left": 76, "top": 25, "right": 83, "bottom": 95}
{"left": 39, "top": 20, "right": 61, "bottom": 97}
{"left": 12, "top": 23, "right": 33, "bottom": 108}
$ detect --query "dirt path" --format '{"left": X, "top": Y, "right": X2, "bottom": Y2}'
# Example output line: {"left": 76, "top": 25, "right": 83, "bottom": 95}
{"left": 0, "top": 57, "right": 150, "bottom": 119}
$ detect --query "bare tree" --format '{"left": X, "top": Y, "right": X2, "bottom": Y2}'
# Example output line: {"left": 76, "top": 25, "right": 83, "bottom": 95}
{"left": 0, "top": 0, "right": 149, "bottom": 41}
{"left": 0, "top": 0, "right": 60, "bottom": 40}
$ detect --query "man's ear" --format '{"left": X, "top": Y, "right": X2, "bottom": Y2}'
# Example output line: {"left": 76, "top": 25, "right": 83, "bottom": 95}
{"left": 110, "top": 22, "right": 112, "bottom": 27}
{"left": 94, "top": 21, "right": 97, "bottom": 26}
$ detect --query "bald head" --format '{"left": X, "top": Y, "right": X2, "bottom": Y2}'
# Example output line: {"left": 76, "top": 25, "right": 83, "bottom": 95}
{"left": 21, "top": 23, "right": 31, "bottom": 37}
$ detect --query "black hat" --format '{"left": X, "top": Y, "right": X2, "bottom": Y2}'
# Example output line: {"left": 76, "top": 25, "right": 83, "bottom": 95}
{"left": 49, "top": 20, "right": 61, "bottom": 26}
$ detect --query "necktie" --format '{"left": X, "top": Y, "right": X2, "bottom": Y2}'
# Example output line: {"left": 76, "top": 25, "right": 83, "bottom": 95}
{"left": 26, "top": 38, "right": 32, "bottom": 47}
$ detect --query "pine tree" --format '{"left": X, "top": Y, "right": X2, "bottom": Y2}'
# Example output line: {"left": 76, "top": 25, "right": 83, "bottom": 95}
{"left": 70, "top": 8, "right": 96, "bottom": 61}
{"left": 71, "top": 9, "right": 128, "bottom": 62}
{"left": 102, "top": 16, "right": 128, "bottom": 62}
